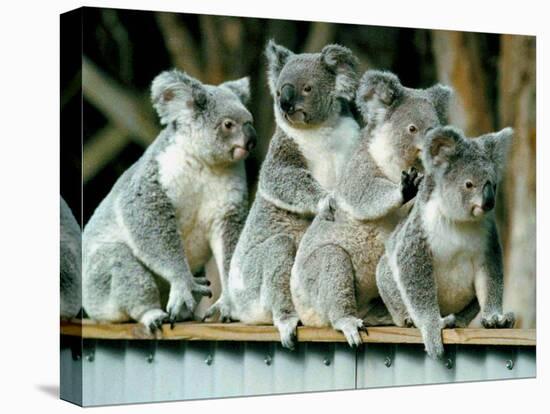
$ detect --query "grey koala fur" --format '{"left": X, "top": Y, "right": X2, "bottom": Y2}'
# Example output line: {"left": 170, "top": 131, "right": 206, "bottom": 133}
{"left": 291, "top": 71, "right": 453, "bottom": 347}
{"left": 204, "top": 40, "right": 362, "bottom": 349}
{"left": 376, "top": 126, "right": 515, "bottom": 360}
{"left": 60, "top": 196, "right": 82, "bottom": 320}
{"left": 83, "top": 69, "right": 256, "bottom": 332}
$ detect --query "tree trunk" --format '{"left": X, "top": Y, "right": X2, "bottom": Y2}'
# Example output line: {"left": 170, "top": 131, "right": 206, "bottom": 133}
{"left": 431, "top": 30, "right": 493, "bottom": 135}
{"left": 499, "top": 35, "right": 536, "bottom": 328}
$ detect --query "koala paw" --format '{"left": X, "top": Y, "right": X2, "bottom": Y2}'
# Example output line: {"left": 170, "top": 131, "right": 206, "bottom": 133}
{"left": 424, "top": 338, "right": 445, "bottom": 360}
{"left": 193, "top": 273, "right": 211, "bottom": 287}
{"left": 400, "top": 167, "right": 424, "bottom": 204}
{"left": 482, "top": 312, "right": 515, "bottom": 329}
{"left": 334, "top": 316, "right": 365, "bottom": 348}
{"left": 420, "top": 318, "right": 449, "bottom": 360}
{"left": 140, "top": 309, "right": 169, "bottom": 335}
{"left": 202, "top": 297, "right": 233, "bottom": 323}
{"left": 166, "top": 278, "right": 212, "bottom": 325}
{"left": 317, "top": 194, "right": 337, "bottom": 221}
{"left": 442, "top": 313, "right": 456, "bottom": 329}
{"left": 275, "top": 315, "right": 300, "bottom": 350}
{"left": 403, "top": 316, "right": 415, "bottom": 328}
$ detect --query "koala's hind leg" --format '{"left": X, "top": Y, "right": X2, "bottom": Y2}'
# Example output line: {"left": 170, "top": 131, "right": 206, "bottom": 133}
{"left": 376, "top": 255, "right": 413, "bottom": 327}
{"left": 108, "top": 244, "right": 167, "bottom": 333}
{"left": 261, "top": 234, "right": 300, "bottom": 350}
{"left": 454, "top": 298, "right": 480, "bottom": 328}
{"left": 362, "top": 297, "right": 396, "bottom": 327}
{"left": 305, "top": 244, "right": 365, "bottom": 347}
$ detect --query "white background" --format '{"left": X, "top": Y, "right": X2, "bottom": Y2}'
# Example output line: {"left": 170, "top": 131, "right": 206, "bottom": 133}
{"left": 0, "top": 0, "right": 546, "bottom": 412}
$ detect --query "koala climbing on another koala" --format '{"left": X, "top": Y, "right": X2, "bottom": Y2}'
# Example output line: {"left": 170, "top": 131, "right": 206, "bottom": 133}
{"left": 204, "top": 40, "right": 361, "bottom": 349}
{"left": 291, "top": 71, "right": 452, "bottom": 347}
{"left": 60, "top": 196, "right": 82, "bottom": 320}
{"left": 83, "top": 69, "right": 256, "bottom": 333}
{"left": 376, "top": 126, "right": 515, "bottom": 359}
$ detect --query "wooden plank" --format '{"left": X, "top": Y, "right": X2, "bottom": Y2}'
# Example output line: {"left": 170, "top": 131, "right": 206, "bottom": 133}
{"left": 60, "top": 321, "right": 536, "bottom": 346}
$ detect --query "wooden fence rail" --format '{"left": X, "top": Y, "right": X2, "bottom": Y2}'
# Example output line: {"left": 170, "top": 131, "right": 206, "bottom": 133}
{"left": 61, "top": 320, "right": 536, "bottom": 346}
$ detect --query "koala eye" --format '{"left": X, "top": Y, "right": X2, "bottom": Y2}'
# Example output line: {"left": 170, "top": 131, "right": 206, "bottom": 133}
{"left": 222, "top": 120, "right": 235, "bottom": 131}
{"left": 303, "top": 85, "right": 312, "bottom": 94}
{"left": 465, "top": 180, "right": 474, "bottom": 189}
{"left": 276, "top": 90, "right": 281, "bottom": 97}
{"left": 408, "top": 124, "right": 418, "bottom": 134}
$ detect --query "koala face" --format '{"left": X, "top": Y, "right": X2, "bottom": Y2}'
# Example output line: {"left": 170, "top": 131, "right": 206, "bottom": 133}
{"left": 151, "top": 70, "right": 257, "bottom": 166}
{"left": 356, "top": 70, "right": 453, "bottom": 172}
{"left": 423, "top": 126, "right": 513, "bottom": 221}
{"left": 265, "top": 40, "right": 358, "bottom": 129}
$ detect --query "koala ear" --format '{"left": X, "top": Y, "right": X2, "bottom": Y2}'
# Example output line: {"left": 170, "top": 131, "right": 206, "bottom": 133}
{"left": 481, "top": 127, "right": 514, "bottom": 176}
{"left": 355, "top": 70, "right": 403, "bottom": 127}
{"left": 424, "top": 126, "right": 463, "bottom": 171}
{"left": 220, "top": 76, "right": 251, "bottom": 105}
{"left": 265, "top": 39, "right": 294, "bottom": 96}
{"left": 426, "top": 84, "right": 453, "bottom": 124}
{"left": 320, "top": 44, "right": 359, "bottom": 101}
{"left": 151, "top": 69, "right": 208, "bottom": 125}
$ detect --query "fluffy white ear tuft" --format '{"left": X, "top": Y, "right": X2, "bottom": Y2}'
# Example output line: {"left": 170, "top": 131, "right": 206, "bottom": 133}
{"left": 265, "top": 39, "right": 294, "bottom": 96}
{"left": 151, "top": 69, "right": 207, "bottom": 125}
{"left": 482, "top": 127, "right": 514, "bottom": 178}
{"left": 220, "top": 77, "right": 251, "bottom": 105}
{"left": 423, "top": 126, "right": 463, "bottom": 171}
{"left": 426, "top": 84, "right": 453, "bottom": 124}
{"left": 321, "top": 44, "right": 359, "bottom": 101}
{"left": 355, "top": 70, "right": 403, "bottom": 128}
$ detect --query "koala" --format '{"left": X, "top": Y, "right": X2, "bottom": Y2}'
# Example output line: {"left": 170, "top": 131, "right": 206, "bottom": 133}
{"left": 376, "top": 126, "right": 515, "bottom": 359}
{"left": 83, "top": 69, "right": 256, "bottom": 332}
{"left": 291, "top": 71, "right": 452, "bottom": 347}
{"left": 60, "top": 196, "right": 82, "bottom": 320}
{"left": 204, "top": 40, "right": 361, "bottom": 349}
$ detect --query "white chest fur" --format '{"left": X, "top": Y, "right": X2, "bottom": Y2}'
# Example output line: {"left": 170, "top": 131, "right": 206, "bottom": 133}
{"left": 422, "top": 198, "right": 486, "bottom": 314}
{"left": 368, "top": 123, "right": 405, "bottom": 184}
{"left": 156, "top": 135, "right": 246, "bottom": 271}
{"left": 276, "top": 111, "right": 361, "bottom": 190}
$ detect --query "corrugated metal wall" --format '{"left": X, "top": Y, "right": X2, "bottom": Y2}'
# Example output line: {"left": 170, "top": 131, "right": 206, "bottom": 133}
{"left": 60, "top": 338, "right": 536, "bottom": 407}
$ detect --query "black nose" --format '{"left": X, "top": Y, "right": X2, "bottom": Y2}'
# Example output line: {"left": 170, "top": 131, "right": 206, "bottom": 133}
{"left": 279, "top": 84, "right": 296, "bottom": 114}
{"left": 243, "top": 123, "right": 257, "bottom": 152}
{"left": 482, "top": 182, "right": 495, "bottom": 212}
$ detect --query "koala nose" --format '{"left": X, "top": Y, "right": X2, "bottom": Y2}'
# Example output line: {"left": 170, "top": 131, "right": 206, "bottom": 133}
{"left": 482, "top": 182, "right": 495, "bottom": 212}
{"left": 279, "top": 84, "right": 296, "bottom": 114}
{"left": 243, "top": 123, "right": 257, "bottom": 152}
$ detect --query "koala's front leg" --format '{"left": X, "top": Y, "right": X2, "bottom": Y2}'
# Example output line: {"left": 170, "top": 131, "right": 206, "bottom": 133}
{"left": 400, "top": 167, "right": 424, "bottom": 204}
{"left": 204, "top": 208, "right": 247, "bottom": 322}
{"left": 391, "top": 226, "right": 449, "bottom": 359}
{"left": 118, "top": 181, "right": 211, "bottom": 324}
{"left": 338, "top": 166, "right": 422, "bottom": 221}
{"left": 475, "top": 221, "right": 515, "bottom": 328}
{"left": 418, "top": 314, "right": 456, "bottom": 360}
{"left": 258, "top": 135, "right": 327, "bottom": 216}
{"left": 376, "top": 254, "right": 414, "bottom": 327}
